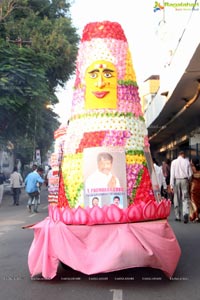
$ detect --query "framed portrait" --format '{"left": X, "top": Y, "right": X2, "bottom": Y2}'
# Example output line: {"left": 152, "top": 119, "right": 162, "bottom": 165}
{"left": 83, "top": 146, "right": 127, "bottom": 208}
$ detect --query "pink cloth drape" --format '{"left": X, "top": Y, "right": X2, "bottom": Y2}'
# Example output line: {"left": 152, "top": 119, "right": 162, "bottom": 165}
{"left": 28, "top": 218, "right": 181, "bottom": 279}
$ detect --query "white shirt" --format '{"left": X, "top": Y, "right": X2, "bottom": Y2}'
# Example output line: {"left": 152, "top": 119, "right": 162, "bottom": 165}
{"left": 10, "top": 171, "right": 23, "bottom": 188}
{"left": 170, "top": 156, "right": 192, "bottom": 187}
{"left": 85, "top": 170, "right": 120, "bottom": 191}
{"left": 153, "top": 163, "right": 167, "bottom": 191}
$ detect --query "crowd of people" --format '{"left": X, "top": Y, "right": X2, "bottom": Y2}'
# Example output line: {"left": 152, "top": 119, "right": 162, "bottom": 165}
{"left": 153, "top": 151, "right": 200, "bottom": 224}
{"left": 1, "top": 151, "right": 200, "bottom": 223}
{"left": 0, "top": 164, "right": 46, "bottom": 213}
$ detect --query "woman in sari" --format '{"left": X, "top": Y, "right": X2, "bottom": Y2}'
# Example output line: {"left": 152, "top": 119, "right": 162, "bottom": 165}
{"left": 189, "top": 157, "right": 200, "bottom": 222}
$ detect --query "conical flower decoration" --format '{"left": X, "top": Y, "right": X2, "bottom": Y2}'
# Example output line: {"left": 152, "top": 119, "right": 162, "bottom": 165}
{"left": 48, "top": 21, "right": 169, "bottom": 224}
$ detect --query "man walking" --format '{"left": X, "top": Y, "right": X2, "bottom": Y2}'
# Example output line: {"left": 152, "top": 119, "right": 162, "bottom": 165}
{"left": 25, "top": 166, "right": 44, "bottom": 213}
{"left": 10, "top": 167, "right": 23, "bottom": 205}
{"left": 170, "top": 151, "right": 192, "bottom": 223}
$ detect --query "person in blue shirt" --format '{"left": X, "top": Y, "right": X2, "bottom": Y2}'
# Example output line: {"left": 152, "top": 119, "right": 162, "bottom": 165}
{"left": 25, "top": 166, "right": 44, "bottom": 213}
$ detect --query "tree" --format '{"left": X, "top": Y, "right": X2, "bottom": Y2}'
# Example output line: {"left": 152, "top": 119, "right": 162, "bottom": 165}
{"left": 0, "top": 0, "right": 79, "bottom": 165}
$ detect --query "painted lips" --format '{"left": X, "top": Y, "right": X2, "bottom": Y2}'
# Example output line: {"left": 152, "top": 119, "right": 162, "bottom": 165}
{"left": 92, "top": 91, "right": 109, "bottom": 98}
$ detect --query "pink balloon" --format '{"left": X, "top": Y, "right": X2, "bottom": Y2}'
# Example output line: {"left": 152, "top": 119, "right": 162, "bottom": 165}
{"left": 127, "top": 204, "right": 142, "bottom": 222}
{"left": 52, "top": 206, "right": 61, "bottom": 222}
{"left": 62, "top": 207, "right": 74, "bottom": 224}
{"left": 156, "top": 201, "right": 166, "bottom": 219}
{"left": 143, "top": 200, "right": 157, "bottom": 220}
{"left": 90, "top": 206, "right": 105, "bottom": 224}
{"left": 106, "top": 204, "right": 123, "bottom": 223}
{"left": 74, "top": 206, "right": 89, "bottom": 225}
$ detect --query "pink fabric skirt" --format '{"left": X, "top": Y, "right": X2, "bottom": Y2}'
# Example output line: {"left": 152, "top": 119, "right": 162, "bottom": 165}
{"left": 27, "top": 218, "right": 181, "bottom": 279}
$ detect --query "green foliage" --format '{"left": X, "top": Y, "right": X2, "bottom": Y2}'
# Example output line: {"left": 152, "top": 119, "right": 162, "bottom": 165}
{"left": 0, "top": 0, "right": 79, "bottom": 164}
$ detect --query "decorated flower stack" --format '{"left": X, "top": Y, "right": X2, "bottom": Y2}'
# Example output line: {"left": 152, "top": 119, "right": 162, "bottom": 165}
{"left": 48, "top": 21, "right": 171, "bottom": 225}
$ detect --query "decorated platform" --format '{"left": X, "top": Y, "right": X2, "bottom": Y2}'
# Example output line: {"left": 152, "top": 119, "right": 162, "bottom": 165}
{"left": 27, "top": 21, "right": 181, "bottom": 279}
{"left": 28, "top": 218, "right": 181, "bottom": 279}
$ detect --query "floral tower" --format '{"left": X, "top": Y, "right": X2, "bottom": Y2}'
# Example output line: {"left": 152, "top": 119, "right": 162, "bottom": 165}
{"left": 48, "top": 21, "right": 170, "bottom": 224}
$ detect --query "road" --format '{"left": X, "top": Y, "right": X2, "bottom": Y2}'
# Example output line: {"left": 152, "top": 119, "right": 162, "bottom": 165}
{"left": 0, "top": 187, "right": 199, "bottom": 300}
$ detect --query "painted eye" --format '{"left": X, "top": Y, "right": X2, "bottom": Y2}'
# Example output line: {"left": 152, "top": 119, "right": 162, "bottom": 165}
{"left": 89, "top": 72, "right": 98, "bottom": 79}
{"left": 104, "top": 72, "right": 112, "bottom": 78}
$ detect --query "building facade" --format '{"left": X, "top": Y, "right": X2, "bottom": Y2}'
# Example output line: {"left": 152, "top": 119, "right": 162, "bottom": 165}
{"left": 143, "top": 9, "right": 200, "bottom": 163}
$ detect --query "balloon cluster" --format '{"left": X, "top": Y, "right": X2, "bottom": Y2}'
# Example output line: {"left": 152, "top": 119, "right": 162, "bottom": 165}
{"left": 49, "top": 199, "right": 171, "bottom": 225}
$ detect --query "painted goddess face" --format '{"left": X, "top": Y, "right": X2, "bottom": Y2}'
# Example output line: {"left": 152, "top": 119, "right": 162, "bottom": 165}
{"left": 85, "top": 60, "right": 117, "bottom": 109}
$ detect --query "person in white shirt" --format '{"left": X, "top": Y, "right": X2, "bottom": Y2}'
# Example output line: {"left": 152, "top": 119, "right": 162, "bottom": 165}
{"left": 85, "top": 152, "right": 121, "bottom": 192}
{"left": 170, "top": 151, "right": 192, "bottom": 223}
{"left": 10, "top": 167, "right": 23, "bottom": 205}
{"left": 153, "top": 158, "right": 167, "bottom": 195}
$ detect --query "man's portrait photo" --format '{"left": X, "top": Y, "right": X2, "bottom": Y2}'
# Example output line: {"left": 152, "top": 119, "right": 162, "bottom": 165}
{"left": 83, "top": 147, "right": 128, "bottom": 208}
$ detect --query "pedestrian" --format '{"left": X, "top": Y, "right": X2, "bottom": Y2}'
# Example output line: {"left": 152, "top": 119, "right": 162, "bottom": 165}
{"left": 162, "top": 159, "right": 170, "bottom": 186}
{"left": 10, "top": 167, "right": 23, "bottom": 206}
{"left": 189, "top": 157, "right": 200, "bottom": 222}
{"left": 32, "top": 164, "right": 38, "bottom": 172}
{"left": 45, "top": 166, "right": 52, "bottom": 189}
{"left": 0, "top": 169, "right": 6, "bottom": 206}
{"left": 170, "top": 151, "right": 192, "bottom": 223}
{"left": 153, "top": 158, "right": 167, "bottom": 196}
{"left": 162, "top": 158, "right": 173, "bottom": 201}
{"left": 24, "top": 166, "right": 44, "bottom": 213}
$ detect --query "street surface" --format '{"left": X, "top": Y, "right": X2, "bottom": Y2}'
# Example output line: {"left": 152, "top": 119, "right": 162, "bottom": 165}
{"left": 0, "top": 186, "right": 199, "bottom": 300}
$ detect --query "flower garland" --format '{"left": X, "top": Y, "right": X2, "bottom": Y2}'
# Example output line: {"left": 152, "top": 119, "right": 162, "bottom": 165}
{"left": 47, "top": 21, "right": 167, "bottom": 225}
{"left": 62, "top": 153, "right": 83, "bottom": 206}
{"left": 81, "top": 21, "right": 127, "bottom": 42}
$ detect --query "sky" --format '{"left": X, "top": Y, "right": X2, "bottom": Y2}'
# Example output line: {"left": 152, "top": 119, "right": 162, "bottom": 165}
{"left": 54, "top": 0, "right": 197, "bottom": 123}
